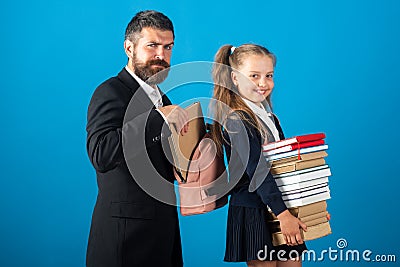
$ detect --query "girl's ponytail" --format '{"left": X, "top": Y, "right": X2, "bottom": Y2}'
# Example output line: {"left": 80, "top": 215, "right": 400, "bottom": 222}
{"left": 212, "top": 45, "right": 235, "bottom": 91}
{"left": 210, "top": 45, "right": 236, "bottom": 156}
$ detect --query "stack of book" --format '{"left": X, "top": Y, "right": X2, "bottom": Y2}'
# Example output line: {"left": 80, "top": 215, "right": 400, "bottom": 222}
{"left": 266, "top": 200, "right": 331, "bottom": 246}
{"left": 263, "top": 133, "right": 332, "bottom": 245}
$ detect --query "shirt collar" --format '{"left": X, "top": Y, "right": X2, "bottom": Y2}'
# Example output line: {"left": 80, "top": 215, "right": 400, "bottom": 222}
{"left": 241, "top": 97, "right": 271, "bottom": 116}
{"left": 125, "top": 66, "right": 158, "bottom": 96}
{"left": 241, "top": 97, "right": 280, "bottom": 141}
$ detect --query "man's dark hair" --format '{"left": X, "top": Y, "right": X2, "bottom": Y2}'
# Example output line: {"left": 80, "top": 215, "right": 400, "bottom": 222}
{"left": 125, "top": 10, "right": 174, "bottom": 44}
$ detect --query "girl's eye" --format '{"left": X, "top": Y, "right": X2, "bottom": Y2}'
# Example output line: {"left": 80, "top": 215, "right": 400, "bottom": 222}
{"left": 267, "top": 74, "right": 273, "bottom": 79}
{"left": 251, "top": 74, "right": 258, "bottom": 78}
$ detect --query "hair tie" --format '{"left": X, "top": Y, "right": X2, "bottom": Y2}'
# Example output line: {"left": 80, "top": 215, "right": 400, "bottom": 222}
{"left": 230, "top": 46, "right": 236, "bottom": 55}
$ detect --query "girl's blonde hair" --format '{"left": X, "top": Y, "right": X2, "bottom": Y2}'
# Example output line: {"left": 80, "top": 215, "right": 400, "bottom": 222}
{"left": 210, "top": 44, "right": 276, "bottom": 156}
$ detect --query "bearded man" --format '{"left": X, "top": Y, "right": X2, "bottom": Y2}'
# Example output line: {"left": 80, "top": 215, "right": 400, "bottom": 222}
{"left": 85, "top": 10, "right": 187, "bottom": 267}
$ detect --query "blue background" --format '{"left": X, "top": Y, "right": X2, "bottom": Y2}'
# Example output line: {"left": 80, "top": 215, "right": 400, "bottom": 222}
{"left": 1, "top": 0, "right": 399, "bottom": 266}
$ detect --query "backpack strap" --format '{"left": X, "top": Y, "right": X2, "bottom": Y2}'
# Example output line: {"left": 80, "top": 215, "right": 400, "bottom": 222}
{"left": 174, "top": 167, "right": 186, "bottom": 183}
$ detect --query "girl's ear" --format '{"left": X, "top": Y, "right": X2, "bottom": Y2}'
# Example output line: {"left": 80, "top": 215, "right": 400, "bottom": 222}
{"left": 231, "top": 71, "right": 238, "bottom": 86}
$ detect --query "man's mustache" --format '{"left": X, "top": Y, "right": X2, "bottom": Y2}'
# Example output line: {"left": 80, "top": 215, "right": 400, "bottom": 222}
{"left": 148, "top": 59, "right": 170, "bottom": 68}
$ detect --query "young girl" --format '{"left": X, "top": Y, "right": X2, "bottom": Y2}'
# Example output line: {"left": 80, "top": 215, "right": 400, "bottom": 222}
{"left": 210, "top": 44, "right": 307, "bottom": 267}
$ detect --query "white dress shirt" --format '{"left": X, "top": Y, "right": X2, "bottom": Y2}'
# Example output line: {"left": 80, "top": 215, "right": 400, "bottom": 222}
{"left": 125, "top": 66, "right": 168, "bottom": 122}
{"left": 241, "top": 98, "right": 280, "bottom": 142}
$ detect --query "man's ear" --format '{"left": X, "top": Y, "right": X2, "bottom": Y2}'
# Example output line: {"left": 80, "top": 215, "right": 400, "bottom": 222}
{"left": 124, "top": 39, "right": 134, "bottom": 59}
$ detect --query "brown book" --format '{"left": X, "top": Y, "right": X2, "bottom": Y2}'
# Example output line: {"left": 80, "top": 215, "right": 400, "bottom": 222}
{"left": 271, "top": 158, "right": 326, "bottom": 175}
{"left": 266, "top": 211, "right": 278, "bottom": 222}
{"left": 272, "top": 232, "right": 287, "bottom": 246}
{"left": 302, "top": 221, "right": 332, "bottom": 240}
{"left": 269, "top": 211, "right": 328, "bottom": 229}
{"left": 301, "top": 210, "right": 328, "bottom": 223}
{"left": 304, "top": 216, "right": 328, "bottom": 227}
{"left": 267, "top": 200, "right": 327, "bottom": 221}
{"left": 271, "top": 151, "right": 328, "bottom": 165}
{"left": 268, "top": 221, "right": 281, "bottom": 232}
{"left": 272, "top": 222, "right": 332, "bottom": 246}
{"left": 290, "top": 200, "right": 327, "bottom": 218}
{"left": 168, "top": 102, "right": 206, "bottom": 181}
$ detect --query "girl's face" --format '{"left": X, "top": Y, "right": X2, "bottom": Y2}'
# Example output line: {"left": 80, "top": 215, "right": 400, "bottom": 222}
{"left": 231, "top": 54, "right": 274, "bottom": 107}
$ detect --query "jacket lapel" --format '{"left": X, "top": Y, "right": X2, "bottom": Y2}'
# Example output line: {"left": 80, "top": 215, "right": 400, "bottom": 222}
{"left": 160, "top": 88, "right": 172, "bottom": 106}
{"left": 118, "top": 67, "right": 172, "bottom": 108}
{"left": 118, "top": 68, "right": 151, "bottom": 105}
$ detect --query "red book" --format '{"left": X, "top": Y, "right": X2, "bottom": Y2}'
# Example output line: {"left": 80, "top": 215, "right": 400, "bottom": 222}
{"left": 263, "top": 139, "right": 325, "bottom": 156}
{"left": 263, "top": 133, "right": 326, "bottom": 151}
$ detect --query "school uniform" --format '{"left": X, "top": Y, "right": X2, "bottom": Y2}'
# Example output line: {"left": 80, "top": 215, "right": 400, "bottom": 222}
{"left": 222, "top": 106, "right": 307, "bottom": 262}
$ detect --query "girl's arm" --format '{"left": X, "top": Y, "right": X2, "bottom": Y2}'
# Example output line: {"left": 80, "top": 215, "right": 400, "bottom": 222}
{"left": 225, "top": 111, "right": 307, "bottom": 245}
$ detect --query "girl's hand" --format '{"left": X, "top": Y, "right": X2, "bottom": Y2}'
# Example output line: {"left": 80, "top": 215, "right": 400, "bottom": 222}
{"left": 277, "top": 210, "right": 307, "bottom": 246}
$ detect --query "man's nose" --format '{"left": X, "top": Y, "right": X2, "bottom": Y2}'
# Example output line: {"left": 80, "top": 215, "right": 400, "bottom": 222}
{"left": 155, "top": 47, "right": 165, "bottom": 60}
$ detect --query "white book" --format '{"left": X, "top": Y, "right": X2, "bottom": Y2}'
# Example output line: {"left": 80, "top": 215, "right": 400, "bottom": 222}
{"left": 284, "top": 191, "right": 331, "bottom": 208}
{"left": 273, "top": 165, "right": 329, "bottom": 179}
{"left": 274, "top": 167, "right": 331, "bottom": 187}
{"left": 282, "top": 184, "right": 329, "bottom": 200}
{"left": 265, "top": 145, "right": 329, "bottom": 161}
{"left": 278, "top": 178, "right": 329, "bottom": 194}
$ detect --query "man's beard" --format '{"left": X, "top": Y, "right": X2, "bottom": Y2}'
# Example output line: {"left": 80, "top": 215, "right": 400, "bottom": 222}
{"left": 133, "top": 54, "right": 170, "bottom": 85}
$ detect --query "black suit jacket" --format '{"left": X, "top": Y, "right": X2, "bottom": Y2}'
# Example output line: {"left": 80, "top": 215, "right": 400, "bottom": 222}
{"left": 86, "top": 68, "right": 183, "bottom": 267}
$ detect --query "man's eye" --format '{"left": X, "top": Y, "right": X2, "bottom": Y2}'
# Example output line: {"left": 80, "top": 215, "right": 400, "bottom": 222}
{"left": 148, "top": 44, "right": 157, "bottom": 48}
{"left": 267, "top": 74, "right": 273, "bottom": 79}
{"left": 251, "top": 74, "right": 258, "bottom": 78}
{"left": 165, "top": 45, "right": 173, "bottom": 50}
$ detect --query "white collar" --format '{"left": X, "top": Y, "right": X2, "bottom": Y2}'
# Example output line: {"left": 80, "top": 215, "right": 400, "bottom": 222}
{"left": 125, "top": 66, "right": 162, "bottom": 106}
{"left": 241, "top": 97, "right": 280, "bottom": 142}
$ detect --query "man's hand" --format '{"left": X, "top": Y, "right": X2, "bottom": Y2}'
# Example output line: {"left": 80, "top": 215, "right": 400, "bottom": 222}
{"left": 158, "top": 105, "right": 189, "bottom": 135}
